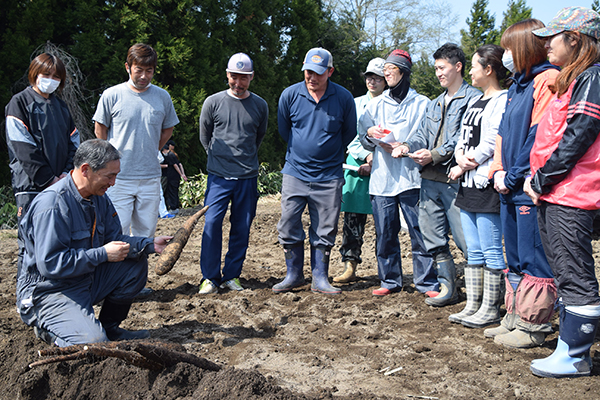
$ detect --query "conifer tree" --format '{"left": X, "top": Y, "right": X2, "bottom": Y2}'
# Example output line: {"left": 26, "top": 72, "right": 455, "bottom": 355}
{"left": 498, "top": 0, "right": 532, "bottom": 41}
{"left": 460, "top": 0, "right": 498, "bottom": 74}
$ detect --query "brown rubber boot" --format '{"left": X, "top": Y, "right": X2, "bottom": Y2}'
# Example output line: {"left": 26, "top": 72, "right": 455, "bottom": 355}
{"left": 333, "top": 260, "right": 358, "bottom": 283}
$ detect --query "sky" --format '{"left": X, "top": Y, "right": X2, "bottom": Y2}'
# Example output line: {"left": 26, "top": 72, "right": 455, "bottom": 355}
{"left": 453, "top": 0, "right": 582, "bottom": 32}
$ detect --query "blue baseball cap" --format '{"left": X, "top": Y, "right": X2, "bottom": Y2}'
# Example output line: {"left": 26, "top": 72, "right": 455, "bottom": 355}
{"left": 301, "top": 48, "right": 333, "bottom": 75}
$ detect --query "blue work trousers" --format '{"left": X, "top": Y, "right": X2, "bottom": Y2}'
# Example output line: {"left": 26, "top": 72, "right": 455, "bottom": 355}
{"left": 200, "top": 175, "right": 258, "bottom": 286}
{"left": 501, "top": 202, "right": 552, "bottom": 278}
{"left": 371, "top": 189, "right": 437, "bottom": 293}
{"left": 29, "top": 256, "right": 148, "bottom": 347}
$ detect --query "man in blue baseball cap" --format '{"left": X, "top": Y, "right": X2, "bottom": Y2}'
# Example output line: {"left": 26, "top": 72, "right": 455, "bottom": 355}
{"left": 273, "top": 47, "right": 357, "bottom": 295}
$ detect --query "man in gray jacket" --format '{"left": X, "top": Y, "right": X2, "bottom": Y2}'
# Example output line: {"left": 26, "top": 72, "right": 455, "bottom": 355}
{"left": 16, "top": 140, "right": 171, "bottom": 347}
{"left": 397, "top": 43, "right": 481, "bottom": 307}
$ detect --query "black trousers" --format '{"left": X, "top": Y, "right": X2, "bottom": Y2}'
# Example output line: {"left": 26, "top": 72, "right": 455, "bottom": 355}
{"left": 537, "top": 202, "right": 599, "bottom": 306}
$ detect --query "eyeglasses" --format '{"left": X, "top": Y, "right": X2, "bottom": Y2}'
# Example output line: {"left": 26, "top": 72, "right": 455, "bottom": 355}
{"left": 365, "top": 76, "right": 385, "bottom": 83}
{"left": 383, "top": 65, "right": 399, "bottom": 73}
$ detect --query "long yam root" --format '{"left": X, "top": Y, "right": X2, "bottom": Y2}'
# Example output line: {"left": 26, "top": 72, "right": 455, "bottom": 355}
{"left": 30, "top": 340, "right": 221, "bottom": 371}
{"left": 155, "top": 205, "right": 209, "bottom": 276}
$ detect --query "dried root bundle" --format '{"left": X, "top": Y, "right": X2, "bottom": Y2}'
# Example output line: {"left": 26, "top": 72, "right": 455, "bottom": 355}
{"left": 30, "top": 340, "right": 221, "bottom": 371}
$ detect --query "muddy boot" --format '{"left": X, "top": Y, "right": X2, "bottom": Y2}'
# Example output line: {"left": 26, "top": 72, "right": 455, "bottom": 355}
{"left": 449, "top": 264, "right": 483, "bottom": 324}
{"left": 99, "top": 299, "right": 150, "bottom": 341}
{"left": 496, "top": 273, "right": 556, "bottom": 348}
{"left": 273, "top": 244, "right": 306, "bottom": 293}
{"left": 310, "top": 246, "right": 341, "bottom": 295}
{"left": 495, "top": 327, "right": 546, "bottom": 348}
{"left": 425, "top": 256, "right": 459, "bottom": 307}
{"left": 484, "top": 270, "right": 519, "bottom": 338}
{"left": 462, "top": 267, "right": 503, "bottom": 328}
{"left": 531, "top": 304, "right": 600, "bottom": 378}
{"left": 333, "top": 260, "right": 358, "bottom": 283}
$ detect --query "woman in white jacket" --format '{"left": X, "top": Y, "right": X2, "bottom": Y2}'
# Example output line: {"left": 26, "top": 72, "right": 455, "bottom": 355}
{"left": 447, "top": 44, "right": 509, "bottom": 328}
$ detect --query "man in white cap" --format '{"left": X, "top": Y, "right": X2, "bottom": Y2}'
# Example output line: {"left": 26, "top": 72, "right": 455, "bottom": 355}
{"left": 333, "top": 57, "right": 386, "bottom": 283}
{"left": 273, "top": 47, "right": 356, "bottom": 295}
{"left": 198, "top": 52, "right": 269, "bottom": 294}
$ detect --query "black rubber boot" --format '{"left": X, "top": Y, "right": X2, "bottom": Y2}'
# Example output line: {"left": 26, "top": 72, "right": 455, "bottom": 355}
{"left": 310, "top": 246, "right": 341, "bottom": 295}
{"left": 425, "top": 255, "right": 459, "bottom": 307}
{"left": 273, "top": 244, "right": 306, "bottom": 293}
{"left": 99, "top": 299, "right": 150, "bottom": 341}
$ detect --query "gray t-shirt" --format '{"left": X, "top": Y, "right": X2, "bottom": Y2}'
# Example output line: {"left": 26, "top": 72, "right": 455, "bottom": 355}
{"left": 199, "top": 90, "right": 268, "bottom": 179}
{"left": 93, "top": 83, "right": 179, "bottom": 179}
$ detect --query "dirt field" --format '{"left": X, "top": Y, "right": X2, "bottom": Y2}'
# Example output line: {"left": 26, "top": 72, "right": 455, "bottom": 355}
{"left": 1, "top": 196, "right": 600, "bottom": 400}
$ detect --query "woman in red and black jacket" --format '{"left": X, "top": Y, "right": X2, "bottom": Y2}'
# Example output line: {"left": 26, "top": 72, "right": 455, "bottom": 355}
{"left": 525, "top": 6, "right": 600, "bottom": 379}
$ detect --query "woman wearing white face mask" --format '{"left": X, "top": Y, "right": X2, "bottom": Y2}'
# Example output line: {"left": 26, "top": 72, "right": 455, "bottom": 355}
{"left": 486, "top": 19, "right": 560, "bottom": 349}
{"left": 5, "top": 53, "right": 79, "bottom": 302}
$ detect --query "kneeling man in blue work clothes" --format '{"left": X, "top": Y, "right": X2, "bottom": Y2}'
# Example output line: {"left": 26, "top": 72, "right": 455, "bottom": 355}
{"left": 16, "top": 139, "right": 171, "bottom": 347}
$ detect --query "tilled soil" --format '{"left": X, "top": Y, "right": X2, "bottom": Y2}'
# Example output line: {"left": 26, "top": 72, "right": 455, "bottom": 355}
{"left": 1, "top": 196, "right": 600, "bottom": 400}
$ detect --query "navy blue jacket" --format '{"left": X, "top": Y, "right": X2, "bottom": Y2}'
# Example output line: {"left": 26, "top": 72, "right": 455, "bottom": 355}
{"left": 495, "top": 61, "right": 560, "bottom": 204}
{"left": 278, "top": 80, "right": 356, "bottom": 182}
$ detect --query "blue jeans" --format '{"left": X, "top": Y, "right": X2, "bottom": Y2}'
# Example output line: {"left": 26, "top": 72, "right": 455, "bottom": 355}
{"left": 418, "top": 179, "right": 466, "bottom": 258}
{"left": 501, "top": 202, "right": 552, "bottom": 278}
{"left": 200, "top": 175, "right": 258, "bottom": 285}
{"left": 371, "top": 190, "right": 437, "bottom": 293}
{"left": 460, "top": 210, "right": 505, "bottom": 270}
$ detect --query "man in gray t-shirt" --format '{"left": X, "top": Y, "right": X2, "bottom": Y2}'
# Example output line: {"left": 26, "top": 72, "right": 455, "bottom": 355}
{"left": 197, "top": 52, "right": 268, "bottom": 294}
{"left": 93, "top": 43, "right": 179, "bottom": 238}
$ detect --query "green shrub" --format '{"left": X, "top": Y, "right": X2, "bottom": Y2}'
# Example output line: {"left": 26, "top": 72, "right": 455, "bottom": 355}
{"left": 177, "top": 163, "right": 282, "bottom": 209}
{"left": 179, "top": 174, "right": 208, "bottom": 209}
{"left": 257, "top": 162, "right": 282, "bottom": 196}
{"left": 0, "top": 186, "right": 17, "bottom": 229}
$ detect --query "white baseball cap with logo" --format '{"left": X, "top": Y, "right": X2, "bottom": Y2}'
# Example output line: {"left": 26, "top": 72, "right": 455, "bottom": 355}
{"left": 364, "top": 58, "right": 385, "bottom": 77}
{"left": 226, "top": 53, "right": 254, "bottom": 74}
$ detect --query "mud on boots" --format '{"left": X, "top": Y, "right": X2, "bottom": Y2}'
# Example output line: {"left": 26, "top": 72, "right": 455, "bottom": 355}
{"left": 448, "top": 263, "right": 483, "bottom": 323}
{"left": 484, "top": 269, "right": 519, "bottom": 338}
{"left": 531, "top": 303, "right": 600, "bottom": 378}
{"left": 311, "top": 246, "right": 341, "bottom": 295}
{"left": 99, "top": 299, "right": 150, "bottom": 341}
{"left": 333, "top": 260, "right": 358, "bottom": 283}
{"left": 494, "top": 274, "right": 556, "bottom": 348}
{"left": 273, "top": 244, "right": 306, "bottom": 293}
{"left": 461, "top": 266, "right": 503, "bottom": 328}
{"left": 426, "top": 254, "right": 459, "bottom": 307}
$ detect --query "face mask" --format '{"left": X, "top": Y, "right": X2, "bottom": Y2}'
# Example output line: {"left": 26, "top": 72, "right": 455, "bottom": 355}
{"left": 502, "top": 52, "right": 516, "bottom": 74}
{"left": 36, "top": 76, "right": 60, "bottom": 94}
{"left": 127, "top": 69, "right": 152, "bottom": 90}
